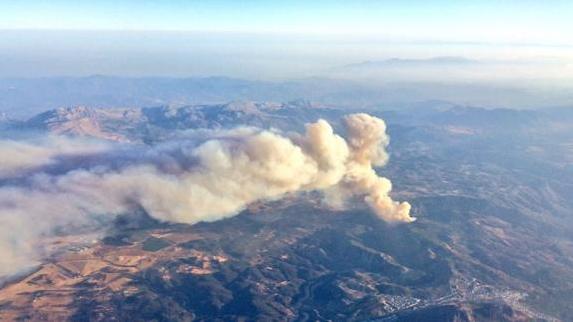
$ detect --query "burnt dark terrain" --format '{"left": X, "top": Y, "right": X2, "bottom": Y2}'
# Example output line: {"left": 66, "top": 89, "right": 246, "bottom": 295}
{"left": 1, "top": 102, "right": 572, "bottom": 321}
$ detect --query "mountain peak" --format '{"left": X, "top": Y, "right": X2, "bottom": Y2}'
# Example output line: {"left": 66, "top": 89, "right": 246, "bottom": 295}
{"left": 24, "top": 106, "right": 126, "bottom": 141}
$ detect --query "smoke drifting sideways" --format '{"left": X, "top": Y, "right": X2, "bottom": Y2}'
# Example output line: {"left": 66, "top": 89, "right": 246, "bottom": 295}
{"left": 0, "top": 113, "right": 413, "bottom": 278}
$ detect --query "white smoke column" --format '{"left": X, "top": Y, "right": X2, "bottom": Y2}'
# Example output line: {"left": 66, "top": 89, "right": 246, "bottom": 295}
{"left": 341, "top": 113, "right": 414, "bottom": 223}
{"left": 0, "top": 113, "right": 412, "bottom": 278}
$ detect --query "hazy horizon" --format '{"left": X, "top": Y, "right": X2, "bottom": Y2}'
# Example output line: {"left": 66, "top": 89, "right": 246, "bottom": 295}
{"left": 0, "top": 29, "right": 571, "bottom": 80}
{"left": 1, "top": 2, "right": 572, "bottom": 109}
{"left": 1, "top": 1, "right": 572, "bottom": 83}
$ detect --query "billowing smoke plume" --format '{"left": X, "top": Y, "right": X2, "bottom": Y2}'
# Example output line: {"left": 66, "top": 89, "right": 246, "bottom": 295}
{"left": 339, "top": 114, "right": 413, "bottom": 222}
{"left": 0, "top": 136, "right": 111, "bottom": 178}
{"left": 0, "top": 113, "right": 412, "bottom": 277}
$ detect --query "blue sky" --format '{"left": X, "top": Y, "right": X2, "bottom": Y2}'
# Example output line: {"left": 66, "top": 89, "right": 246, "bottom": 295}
{"left": 2, "top": 0, "right": 572, "bottom": 45}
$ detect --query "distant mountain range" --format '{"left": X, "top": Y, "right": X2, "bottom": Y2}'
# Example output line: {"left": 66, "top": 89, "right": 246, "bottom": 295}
{"left": 7, "top": 101, "right": 346, "bottom": 142}
{"left": 5, "top": 101, "right": 572, "bottom": 145}
{"left": 342, "top": 56, "right": 480, "bottom": 69}
{"left": 1, "top": 75, "right": 572, "bottom": 118}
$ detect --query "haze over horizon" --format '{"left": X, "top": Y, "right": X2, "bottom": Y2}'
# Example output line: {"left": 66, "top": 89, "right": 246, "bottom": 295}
{"left": 1, "top": 1, "right": 572, "bottom": 82}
